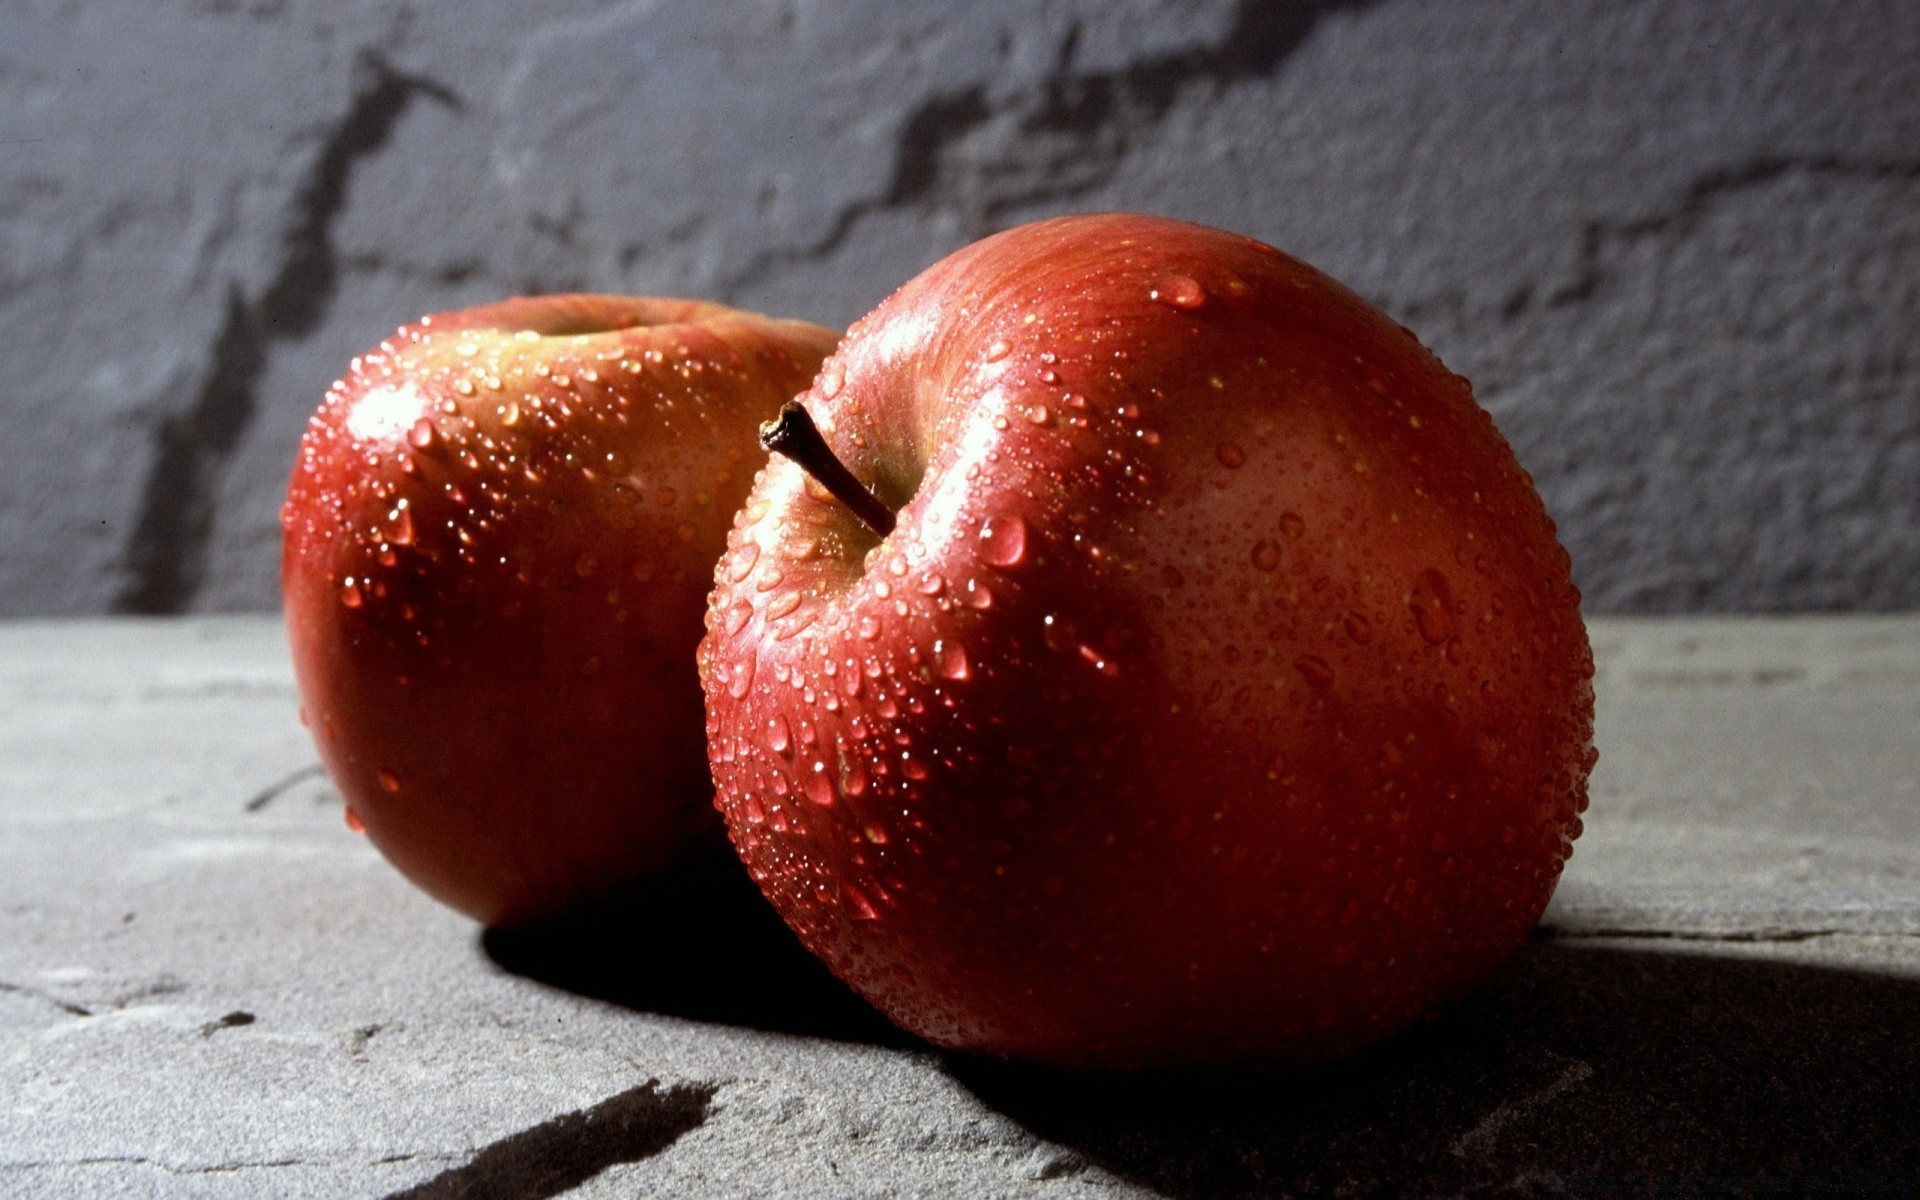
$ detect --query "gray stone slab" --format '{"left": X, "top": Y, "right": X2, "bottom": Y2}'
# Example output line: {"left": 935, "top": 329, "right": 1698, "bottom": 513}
{"left": 3, "top": 2, "right": 1917, "bottom": 616}
{"left": 1, "top": 616, "right": 1917, "bottom": 1196}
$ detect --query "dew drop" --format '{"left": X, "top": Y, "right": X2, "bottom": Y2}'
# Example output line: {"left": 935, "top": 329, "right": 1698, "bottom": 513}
{"left": 766, "top": 715, "right": 793, "bottom": 757}
{"left": 574, "top": 553, "right": 598, "bottom": 579}
{"left": 728, "top": 542, "right": 760, "bottom": 582}
{"left": 901, "top": 755, "right": 930, "bottom": 781}
{"left": 863, "top": 822, "right": 889, "bottom": 845}
{"left": 1026, "top": 404, "right": 1050, "bottom": 425}
{"left": 979, "top": 514, "right": 1029, "bottom": 567}
{"left": 967, "top": 582, "right": 994, "bottom": 610}
{"left": 377, "top": 769, "right": 401, "bottom": 794}
{"left": 1411, "top": 569, "right": 1456, "bottom": 644}
{"left": 1279, "top": 512, "right": 1307, "bottom": 539}
{"left": 819, "top": 363, "right": 845, "bottom": 399}
{"left": 805, "top": 762, "right": 837, "bottom": 807}
{"left": 1216, "top": 442, "right": 1246, "bottom": 469}
{"left": 857, "top": 615, "right": 881, "bottom": 640}
{"left": 386, "top": 503, "right": 415, "bottom": 546}
{"left": 340, "top": 580, "right": 364, "bottom": 609}
{"left": 1343, "top": 611, "right": 1374, "bottom": 643}
{"left": 936, "top": 639, "right": 971, "bottom": 681}
{"left": 727, "top": 654, "right": 756, "bottom": 698}
{"left": 1264, "top": 752, "right": 1287, "bottom": 781}
{"left": 1250, "top": 539, "right": 1281, "bottom": 571}
{"left": 1295, "top": 655, "right": 1335, "bottom": 687}
{"left": 842, "top": 882, "right": 879, "bottom": 921}
{"left": 1150, "top": 274, "right": 1207, "bottom": 310}
{"left": 408, "top": 418, "right": 437, "bottom": 449}
{"left": 724, "top": 598, "right": 754, "bottom": 636}
{"left": 344, "top": 806, "right": 367, "bottom": 833}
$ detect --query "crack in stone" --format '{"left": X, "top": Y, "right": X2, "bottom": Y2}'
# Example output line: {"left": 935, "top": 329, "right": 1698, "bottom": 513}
{"left": 0, "top": 1155, "right": 310, "bottom": 1174}
{"left": 0, "top": 980, "right": 92, "bottom": 1018}
{"left": 1380, "top": 155, "right": 1920, "bottom": 333}
{"left": 1541, "top": 155, "right": 1920, "bottom": 311}
{"left": 720, "top": 0, "right": 1382, "bottom": 296}
{"left": 1542, "top": 925, "right": 1920, "bottom": 945}
{"left": 114, "top": 51, "right": 461, "bottom": 615}
{"left": 381, "top": 1080, "right": 716, "bottom": 1200}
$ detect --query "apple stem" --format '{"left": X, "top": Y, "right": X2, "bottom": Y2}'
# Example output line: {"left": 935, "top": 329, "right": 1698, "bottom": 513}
{"left": 759, "top": 401, "right": 897, "bottom": 537}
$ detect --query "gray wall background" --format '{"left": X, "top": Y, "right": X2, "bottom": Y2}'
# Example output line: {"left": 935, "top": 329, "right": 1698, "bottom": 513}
{"left": 3, "top": 0, "right": 1915, "bottom": 617}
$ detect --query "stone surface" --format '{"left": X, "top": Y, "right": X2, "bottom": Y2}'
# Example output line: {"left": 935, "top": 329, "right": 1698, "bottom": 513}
{"left": 0, "top": 614, "right": 1916, "bottom": 1197}
{"left": 2, "top": 1, "right": 1917, "bottom": 616}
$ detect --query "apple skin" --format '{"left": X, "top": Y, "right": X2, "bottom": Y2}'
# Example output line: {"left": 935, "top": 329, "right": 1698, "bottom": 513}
{"left": 698, "top": 215, "right": 1594, "bottom": 1069}
{"left": 284, "top": 294, "right": 837, "bottom": 927}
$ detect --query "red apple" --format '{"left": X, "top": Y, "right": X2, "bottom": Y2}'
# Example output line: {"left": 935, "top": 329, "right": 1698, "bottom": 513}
{"left": 699, "top": 215, "right": 1594, "bottom": 1068}
{"left": 284, "top": 294, "right": 837, "bottom": 926}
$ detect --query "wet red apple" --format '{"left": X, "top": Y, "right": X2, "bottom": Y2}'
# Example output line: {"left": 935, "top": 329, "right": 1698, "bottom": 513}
{"left": 285, "top": 294, "right": 836, "bottom": 926}
{"left": 700, "top": 215, "right": 1594, "bottom": 1068}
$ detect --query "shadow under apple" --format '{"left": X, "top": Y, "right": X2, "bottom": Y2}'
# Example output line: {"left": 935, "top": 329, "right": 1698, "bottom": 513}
{"left": 480, "top": 847, "right": 914, "bottom": 1048}
{"left": 484, "top": 876, "right": 1920, "bottom": 1196}
{"left": 947, "top": 937, "right": 1920, "bottom": 1198}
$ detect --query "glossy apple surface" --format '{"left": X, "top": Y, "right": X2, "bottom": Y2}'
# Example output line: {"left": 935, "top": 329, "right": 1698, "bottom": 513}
{"left": 699, "top": 215, "right": 1594, "bottom": 1068}
{"left": 285, "top": 294, "right": 836, "bottom": 926}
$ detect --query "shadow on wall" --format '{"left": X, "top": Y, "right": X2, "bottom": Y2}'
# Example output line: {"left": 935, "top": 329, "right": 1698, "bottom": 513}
{"left": 487, "top": 861, "right": 1920, "bottom": 1197}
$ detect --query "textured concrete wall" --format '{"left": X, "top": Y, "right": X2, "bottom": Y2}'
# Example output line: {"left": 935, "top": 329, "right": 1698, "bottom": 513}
{"left": 2, "top": 0, "right": 1915, "bottom": 616}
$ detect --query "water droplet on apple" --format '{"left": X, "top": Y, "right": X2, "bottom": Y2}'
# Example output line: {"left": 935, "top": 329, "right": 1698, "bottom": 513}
{"left": 936, "top": 639, "right": 970, "bottom": 681}
{"left": 574, "top": 553, "right": 598, "bottom": 579}
{"left": 1077, "top": 644, "right": 1120, "bottom": 677}
{"left": 1038, "top": 368, "right": 1060, "bottom": 385}
{"left": 967, "top": 582, "right": 994, "bottom": 609}
{"left": 377, "top": 769, "right": 401, "bottom": 794}
{"left": 1344, "top": 611, "right": 1374, "bottom": 643}
{"left": 1264, "top": 752, "right": 1287, "bottom": 780}
{"left": 1411, "top": 569, "right": 1455, "bottom": 644}
{"left": 725, "top": 598, "right": 755, "bottom": 636}
{"left": 765, "top": 715, "right": 793, "bottom": 757}
{"left": 386, "top": 503, "right": 414, "bottom": 546}
{"left": 1295, "top": 655, "right": 1335, "bottom": 687}
{"left": 344, "top": 806, "right": 367, "bottom": 833}
{"left": 901, "top": 755, "right": 930, "bottom": 781}
{"left": 1150, "top": 275, "right": 1207, "bottom": 310}
{"left": 979, "top": 514, "right": 1029, "bottom": 567}
{"left": 1279, "top": 512, "right": 1307, "bottom": 539}
{"left": 408, "top": 418, "right": 436, "bottom": 449}
{"left": 741, "top": 794, "right": 766, "bottom": 825}
{"left": 842, "top": 756, "right": 869, "bottom": 796}
{"left": 842, "top": 882, "right": 879, "bottom": 920}
{"left": 340, "top": 580, "right": 364, "bottom": 609}
{"left": 863, "top": 821, "right": 889, "bottom": 845}
{"left": 1026, "top": 404, "right": 1050, "bottom": 425}
{"left": 819, "top": 363, "right": 844, "bottom": 399}
{"left": 728, "top": 543, "right": 760, "bottom": 582}
{"left": 1250, "top": 539, "right": 1281, "bottom": 571}
{"left": 1216, "top": 442, "right": 1246, "bottom": 469}
{"left": 805, "top": 762, "right": 837, "bottom": 806}
{"left": 857, "top": 615, "right": 880, "bottom": 640}
{"left": 727, "top": 654, "right": 756, "bottom": 698}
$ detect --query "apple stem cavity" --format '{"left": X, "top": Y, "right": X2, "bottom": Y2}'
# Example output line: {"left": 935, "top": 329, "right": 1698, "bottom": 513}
{"left": 759, "top": 401, "right": 897, "bottom": 537}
